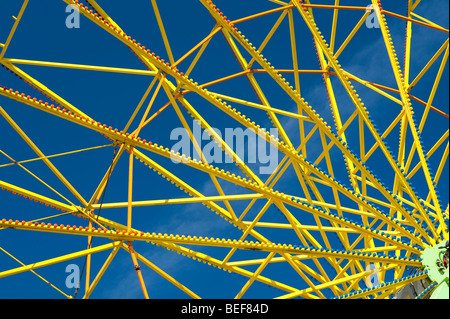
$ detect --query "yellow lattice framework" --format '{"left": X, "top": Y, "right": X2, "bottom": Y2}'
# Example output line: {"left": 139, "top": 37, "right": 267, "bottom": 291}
{"left": 0, "top": 0, "right": 448, "bottom": 299}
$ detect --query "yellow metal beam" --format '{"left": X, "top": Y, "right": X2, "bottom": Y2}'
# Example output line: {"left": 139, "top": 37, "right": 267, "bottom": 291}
{"left": 277, "top": 263, "right": 398, "bottom": 299}
{"left": 150, "top": 0, "right": 175, "bottom": 65}
{"left": 0, "top": 86, "right": 425, "bottom": 248}
{"left": 408, "top": 39, "right": 449, "bottom": 92}
{"left": 0, "top": 0, "right": 29, "bottom": 59}
{"left": 0, "top": 245, "right": 72, "bottom": 298}
{"left": 0, "top": 219, "right": 422, "bottom": 263}
{"left": 247, "top": 9, "right": 288, "bottom": 69}
{"left": 372, "top": 0, "right": 442, "bottom": 240}
{"left": 83, "top": 244, "right": 120, "bottom": 299}
{"left": 0, "top": 149, "right": 76, "bottom": 207}
{"left": 121, "top": 242, "right": 201, "bottom": 299}
{"left": 4, "top": 58, "right": 157, "bottom": 76}
{"left": 0, "top": 241, "right": 121, "bottom": 279}
{"left": 200, "top": 0, "right": 427, "bottom": 243}
{"left": 208, "top": 91, "right": 311, "bottom": 121}
{"left": 0, "top": 179, "right": 76, "bottom": 213}
{"left": 0, "top": 105, "right": 88, "bottom": 207}
{"left": 329, "top": 0, "right": 339, "bottom": 53}
{"left": 84, "top": 0, "right": 121, "bottom": 30}
{"left": 91, "top": 194, "right": 264, "bottom": 210}
{"left": 0, "top": 144, "right": 112, "bottom": 169}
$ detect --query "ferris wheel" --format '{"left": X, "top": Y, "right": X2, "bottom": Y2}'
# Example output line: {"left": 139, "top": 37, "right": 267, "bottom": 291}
{"left": 0, "top": 0, "right": 448, "bottom": 299}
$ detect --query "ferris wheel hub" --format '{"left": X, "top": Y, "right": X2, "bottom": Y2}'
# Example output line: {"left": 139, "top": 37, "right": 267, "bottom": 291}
{"left": 421, "top": 240, "right": 449, "bottom": 299}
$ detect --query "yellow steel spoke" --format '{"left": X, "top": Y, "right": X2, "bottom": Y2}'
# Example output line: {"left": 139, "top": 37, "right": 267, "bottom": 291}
{"left": 0, "top": 242, "right": 121, "bottom": 279}
{"left": 90, "top": 194, "right": 264, "bottom": 210}
{"left": 122, "top": 242, "right": 201, "bottom": 299}
{"left": 0, "top": 0, "right": 446, "bottom": 299}
{"left": 247, "top": 9, "right": 288, "bottom": 69}
{"left": 82, "top": 243, "right": 120, "bottom": 299}
{"left": 150, "top": 0, "right": 175, "bottom": 65}
{"left": 408, "top": 39, "right": 449, "bottom": 92}
{"left": 0, "top": 245, "right": 72, "bottom": 298}
{"left": 0, "top": 61, "right": 91, "bottom": 119}
{"left": 0, "top": 105, "right": 88, "bottom": 207}
{"left": 4, "top": 58, "right": 157, "bottom": 76}
{"left": 0, "top": 144, "right": 112, "bottom": 169}
{"left": 0, "top": 0, "right": 29, "bottom": 59}
{"left": 0, "top": 149, "right": 76, "bottom": 207}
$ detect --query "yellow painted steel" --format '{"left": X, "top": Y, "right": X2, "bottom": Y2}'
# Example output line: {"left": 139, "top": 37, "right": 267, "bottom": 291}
{"left": 0, "top": 75, "right": 434, "bottom": 246}
{"left": 0, "top": 242, "right": 121, "bottom": 279}
{"left": 0, "top": 245, "right": 72, "bottom": 298}
{"left": 4, "top": 58, "right": 158, "bottom": 76}
{"left": 0, "top": 105, "right": 88, "bottom": 207}
{"left": 0, "top": 220, "right": 422, "bottom": 267}
{"left": 83, "top": 244, "right": 120, "bottom": 299}
{"left": 121, "top": 242, "right": 201, "bottom": 299}
{"left": 0, "top": 0, "right": 28, "bottom": 59}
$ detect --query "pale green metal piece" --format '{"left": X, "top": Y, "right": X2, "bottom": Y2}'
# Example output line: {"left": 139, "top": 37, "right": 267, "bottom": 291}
{"left": 421, "top": 241, "right": 449, "bottom": 299}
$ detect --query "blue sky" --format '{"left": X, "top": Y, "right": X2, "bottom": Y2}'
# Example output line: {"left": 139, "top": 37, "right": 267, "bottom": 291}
{"left": 0, "top": 0, "right": 448, "bottom": 299}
